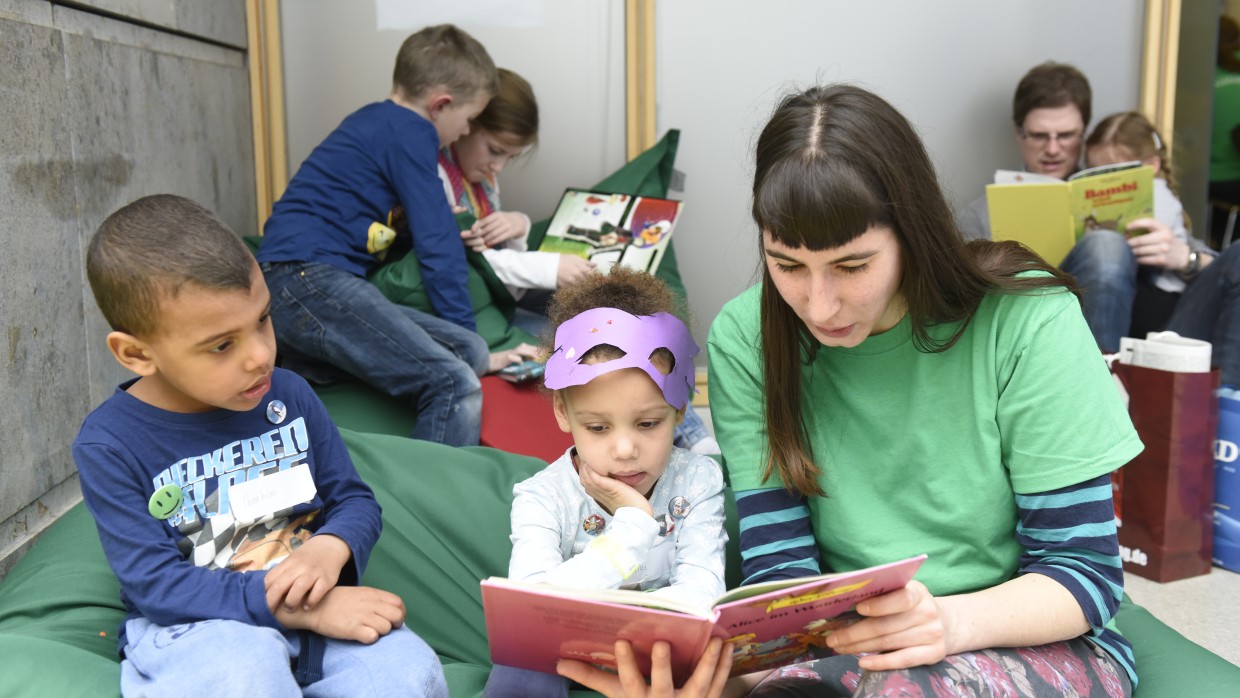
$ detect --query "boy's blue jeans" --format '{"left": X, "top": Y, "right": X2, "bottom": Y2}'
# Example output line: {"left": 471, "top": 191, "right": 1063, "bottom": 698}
{"left": 119, "top": 617, "right": 448, "bottom": 697}
{"left": 1059, "top": 230, "right": 1137, "bottom": 353}
{"left": 261, "top": 261, "right": 488, "bottom": 446}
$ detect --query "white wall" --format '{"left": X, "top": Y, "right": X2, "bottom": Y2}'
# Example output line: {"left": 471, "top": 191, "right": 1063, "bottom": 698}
{"left": 280, "top": 0, "right": 1146, "bottom": 356}
{"left": 657, "top": 0, "right": 1143, "bottom": 352}
{"left": 280, "top": 0, "right": 626, "bottom": 224}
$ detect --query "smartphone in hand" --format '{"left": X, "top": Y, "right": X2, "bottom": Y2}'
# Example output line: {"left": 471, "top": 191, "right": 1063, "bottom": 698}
{"left": 498, "top": 360, "right": 545, "bottom": 383}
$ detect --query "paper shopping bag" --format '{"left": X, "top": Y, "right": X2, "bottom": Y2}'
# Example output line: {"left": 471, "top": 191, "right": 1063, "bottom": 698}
{"left": 1214, "top": 388, "right": 1240, "bottom": 572}
{"left": 1111, "top": 363, "right": 1220, "bottom": 582}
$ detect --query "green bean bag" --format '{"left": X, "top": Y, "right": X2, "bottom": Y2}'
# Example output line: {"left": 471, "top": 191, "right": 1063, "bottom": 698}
{"left": 3, "top": 421, "right": 1238, "bottom": 696}
{"left": 4, "top": 377, "right": 1238, "bottom": 695}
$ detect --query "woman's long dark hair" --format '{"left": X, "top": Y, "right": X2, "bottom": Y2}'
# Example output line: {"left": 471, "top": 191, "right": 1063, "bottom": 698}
{"left": 752, "top": 85, "right": 1077, "bottom": 496}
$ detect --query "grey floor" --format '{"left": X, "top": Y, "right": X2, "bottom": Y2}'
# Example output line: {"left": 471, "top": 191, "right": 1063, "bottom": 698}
{"left": 695, "top": 405, "right": 1240, "bottom": 668}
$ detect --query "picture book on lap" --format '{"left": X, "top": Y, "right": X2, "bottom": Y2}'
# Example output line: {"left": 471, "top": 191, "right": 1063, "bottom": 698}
{"left": 985, "top": 161, "right": 1155, "bottom": 265}
{"left": 481, "top": 554, "right": 926, "bottom": 682}
{"left": 537, "top": 189, "right": 682, "bottom": 275}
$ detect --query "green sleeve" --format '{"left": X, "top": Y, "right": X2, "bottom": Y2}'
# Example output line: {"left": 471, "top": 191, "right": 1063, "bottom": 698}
{"left": 993, "top": 291, "right": 1144, "bottom": 493}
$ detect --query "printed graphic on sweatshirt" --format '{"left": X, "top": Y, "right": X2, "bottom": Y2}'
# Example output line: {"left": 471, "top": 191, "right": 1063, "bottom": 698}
{"left": 151, "top": 417, "right": 319, "bottom": 570}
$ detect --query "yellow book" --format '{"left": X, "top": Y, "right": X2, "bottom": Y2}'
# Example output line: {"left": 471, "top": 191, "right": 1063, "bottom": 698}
{"left": 985, "top": 162, "right": 1155, "bottom": 266}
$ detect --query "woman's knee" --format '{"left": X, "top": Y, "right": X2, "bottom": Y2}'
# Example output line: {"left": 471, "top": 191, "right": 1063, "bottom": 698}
{"left": 461, "top": 332, "right": 491, "bottom": 377}
{"left": 1060, "top": 232, "right": 1137, "bottom": 302}
{"left": 1215, "top": 243, "right": 1240, "bottom": 285}
{"left": 1074, "top": 230, "right": 1136, "bottom": 280}
{"left": 443, "top": 361, "right": 483, "bottom": 400}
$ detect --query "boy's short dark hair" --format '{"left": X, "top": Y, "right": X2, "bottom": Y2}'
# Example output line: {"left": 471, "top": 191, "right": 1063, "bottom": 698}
{"left": 392, "top": 24, "right": 499, "bottom": 102}
{"left": 86, "top": 194, "right": 255, "bottom": 338}
{"left": 1012, "top": 62, "right": 1092, "bottom": 128}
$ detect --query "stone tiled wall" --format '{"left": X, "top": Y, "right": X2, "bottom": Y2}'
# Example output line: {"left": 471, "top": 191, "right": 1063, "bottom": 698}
{"left": 0, "top": 0, "right": 255, "bottom": 577}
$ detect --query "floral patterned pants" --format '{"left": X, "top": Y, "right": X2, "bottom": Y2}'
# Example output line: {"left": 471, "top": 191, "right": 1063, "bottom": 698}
{"left": 749, "top": 637, "right": 1131, "bottom": 698}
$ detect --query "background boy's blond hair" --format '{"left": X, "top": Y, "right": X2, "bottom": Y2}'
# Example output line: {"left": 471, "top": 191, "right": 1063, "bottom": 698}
{"left": 86, "top": 194, "right": 254, "bottom": 338}
{"left": 392, "top": 24, "right": 498, "bottom": 103}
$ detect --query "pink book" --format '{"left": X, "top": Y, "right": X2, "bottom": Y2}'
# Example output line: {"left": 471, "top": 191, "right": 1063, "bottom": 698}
{"left": 481, "top": 554, "right": 926, "bottom": 683}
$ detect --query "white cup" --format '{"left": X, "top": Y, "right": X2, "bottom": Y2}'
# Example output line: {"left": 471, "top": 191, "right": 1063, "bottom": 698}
{"left": 1118, "top": 331, "right": 1212, "bottom": 373}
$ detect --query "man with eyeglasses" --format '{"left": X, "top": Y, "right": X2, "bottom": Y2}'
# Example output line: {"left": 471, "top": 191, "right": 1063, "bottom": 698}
{"left": 958, "top": 63, "right": 1139, "bottom": 349}
{"left": 958, "top": 62, "right": 1091, "bottom": 239}
{"left": 959, "top": 62, "right": 1240, "bottom": 391}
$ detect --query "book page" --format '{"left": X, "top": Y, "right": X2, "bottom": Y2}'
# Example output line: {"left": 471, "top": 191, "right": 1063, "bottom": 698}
{"left": 1068, "top": 165, "right": 1155, "bottom": 240}
{"left": 712, "top": 555, "right": 926, "bottom": 676}
{"left": 993, "top": 169, "right": 1060, "bottom": 185}
{"left": 613, "top": 197, "right": 682, "bottom": 274}
{"left": 537, "top": 189, "right": 682, "bottom": 275}
{"left": 985, "top": 183, "right": 1075, "bottom": 265}
{"left": 1067, "top": 160, "right": 1143, "bottom": 181}
{"left": 538, "top": 190, "right": 634, "bottom": 261}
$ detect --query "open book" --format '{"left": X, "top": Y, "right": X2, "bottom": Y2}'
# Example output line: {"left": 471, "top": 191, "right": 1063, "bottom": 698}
{"left": 481, "top": 554, "right": 926, "bottom": 682}
{"left": 537, "top": 189, "right": 682, "bottom": 275}
{"left": 985, "top": 161, "right": 1155, "bottom": 265}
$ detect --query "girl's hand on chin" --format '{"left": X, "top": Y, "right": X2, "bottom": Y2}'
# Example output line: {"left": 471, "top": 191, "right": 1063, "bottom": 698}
{"left": 578, "top": 461, "right": 653, "bottom": 517}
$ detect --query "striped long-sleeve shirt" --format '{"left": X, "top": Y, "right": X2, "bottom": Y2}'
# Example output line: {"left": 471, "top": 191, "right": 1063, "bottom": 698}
{"left": 735, "top": 473, "right": 1136, "bottom": 685}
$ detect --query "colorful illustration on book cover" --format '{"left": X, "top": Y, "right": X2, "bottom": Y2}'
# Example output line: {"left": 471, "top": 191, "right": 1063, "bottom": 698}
{"left": 540, "top": 192, "right": 632, "bottom": 259}
{"left": 539, "top": 190, "right": 681, "bottom": 274}
{"left": 728, "top": 613, "right": 860, "bottom": 673}
{"left": 1071, "top": 166, "right": 1155, "bottom": 240}
{"left": 627, "top": 198, "right": 679, "bottom": 249}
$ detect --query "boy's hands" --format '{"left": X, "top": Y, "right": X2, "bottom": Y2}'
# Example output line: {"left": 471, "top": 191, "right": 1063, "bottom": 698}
{"left": 462, "top": 211, "right": 529, "bottom": 251}
{"left": 264, "top": 534, "right": 352, "bottom": 613}
{"left": 557, "top": 639, "right": 734, "bottom": 698}
{"left": 578, "top": 460, "right": 653, "bottom": 518}
{"left": 488, "top": 342, "right": 541, "bottom": 375}
{"left": 275, "top": 585, "right": 407, "bottom": 644}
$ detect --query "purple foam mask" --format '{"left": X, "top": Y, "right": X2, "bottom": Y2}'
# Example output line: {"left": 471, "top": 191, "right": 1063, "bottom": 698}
{"left": 544, "top": 307, "right": 699, "bottom": 409}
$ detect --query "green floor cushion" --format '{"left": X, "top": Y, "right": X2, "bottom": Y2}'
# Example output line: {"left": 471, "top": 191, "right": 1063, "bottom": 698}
{"left": 0, "top": 504, "right": 122, "bottom": 659}
{"left": 1113, "top": 593, "right": 1240, "bottom": 695}
{"left": 0, "top": 504, "right": 124, "bottom": 696}
{"left": 369, "top": 244, "right": 538, "bottom": 352}
{"left": 3, "top": 427, "right": 1238, "bottom": 696}
{"left": 313, "top": 380, "right": 415, "bottom": 438}
{"left": 345, "top": 432, "right": 544, "bottom": 668}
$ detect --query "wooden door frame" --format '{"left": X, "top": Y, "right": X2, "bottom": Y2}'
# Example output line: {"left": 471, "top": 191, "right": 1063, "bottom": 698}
{"left": 246, "top": 0, "right": 287, "bottom": 235}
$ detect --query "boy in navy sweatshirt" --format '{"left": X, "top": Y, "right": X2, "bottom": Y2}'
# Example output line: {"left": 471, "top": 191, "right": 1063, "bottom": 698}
{"left": 259, "top": 24, "right": 498, "bottom": 446}
{"left": 75, "top": 194, "right": 447, "bottom": 696}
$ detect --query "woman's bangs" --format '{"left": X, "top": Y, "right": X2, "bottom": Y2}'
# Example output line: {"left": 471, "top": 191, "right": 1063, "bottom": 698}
{"left": 755, "top": 157, "right": 886, "bottom": 250}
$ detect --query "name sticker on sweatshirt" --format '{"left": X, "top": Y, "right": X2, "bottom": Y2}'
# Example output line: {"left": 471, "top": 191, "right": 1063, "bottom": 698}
{"left": 229, "top": 464, "right": 317, "bottom": 522}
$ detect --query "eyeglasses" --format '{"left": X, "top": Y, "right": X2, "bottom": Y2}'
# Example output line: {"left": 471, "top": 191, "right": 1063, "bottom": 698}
{"left": 1020, "top": 129, "right": 1081, "bottom": 147}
